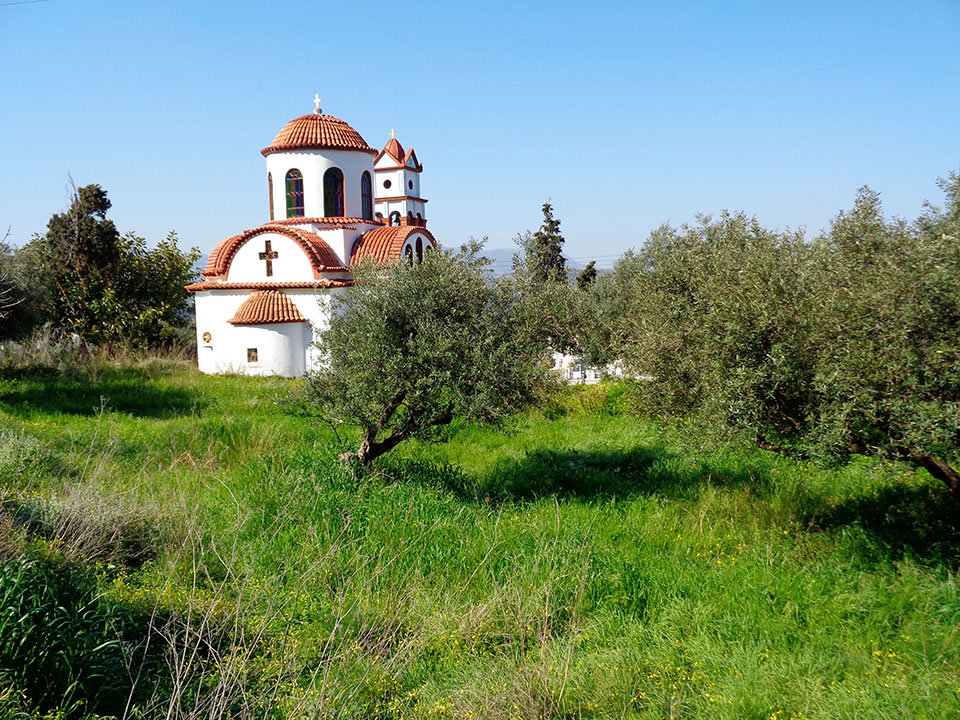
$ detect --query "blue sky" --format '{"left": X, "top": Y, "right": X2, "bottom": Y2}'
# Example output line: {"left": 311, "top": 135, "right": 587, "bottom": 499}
{"left": 1, "top": 0, "right": 958, "bottom": 268}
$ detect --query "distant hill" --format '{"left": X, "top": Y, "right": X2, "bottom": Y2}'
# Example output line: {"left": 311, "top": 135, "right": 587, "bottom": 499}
{"left": 480, "top": 247, "right": 586, "bottom": 277}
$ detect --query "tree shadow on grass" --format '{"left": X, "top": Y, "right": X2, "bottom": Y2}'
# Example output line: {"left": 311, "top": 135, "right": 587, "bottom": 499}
{"left": 0, "top": 368, "right": 202, "bottom": 418}
{"left": 391, "top": 445, "right": 777, "bottom": 504}
{"left": 802, "top": 481, "right": 960, "bottom": 568}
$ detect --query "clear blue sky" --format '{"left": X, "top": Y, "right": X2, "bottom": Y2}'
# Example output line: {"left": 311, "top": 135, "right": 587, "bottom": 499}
{"left": 2, "top": 0, "right": 958, "bottom": 268}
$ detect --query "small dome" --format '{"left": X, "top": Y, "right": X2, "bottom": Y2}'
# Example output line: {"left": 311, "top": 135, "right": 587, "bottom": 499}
{"left": 261, "top": 113, "right": 376, "bottom": 156}
{"left": 228, "top": 290, "right": 306, "bottom": 325}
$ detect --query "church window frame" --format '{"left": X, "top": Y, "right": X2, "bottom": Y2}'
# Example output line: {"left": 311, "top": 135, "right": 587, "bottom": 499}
{"left": 416, "top": 237, "right": 423, "bottom": 264}
{"left": 361, "top": 171, "right": 373, "bottom": 221}
{"left": 268, "top": 172, "right": 274, "bottom": 221}
{"left": 285, "top": 169, "right": 304, "bottom": 218}
{"left": 383, "top": 179, "right": 392, "bottom": 189}
{"left": 323, "top": 167, "right": 345, "bottom": 217}
{"left": 247, "top": 348, "right": 258, "bottom": 363}
{"left": 404, "top": 244, "right": 414, "bottom": 266}
{"left": 389, "top": 211, "right": 401, "bottom": 227}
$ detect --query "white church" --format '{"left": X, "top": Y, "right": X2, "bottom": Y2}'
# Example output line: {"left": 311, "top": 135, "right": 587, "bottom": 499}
{"left": 187, "top": 96, "right": 437, "bottom": 377}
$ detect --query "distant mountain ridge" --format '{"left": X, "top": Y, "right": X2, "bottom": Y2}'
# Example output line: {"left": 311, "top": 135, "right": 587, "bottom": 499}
{"left": 480, "top": 247, "right": 586, "bottom": 277}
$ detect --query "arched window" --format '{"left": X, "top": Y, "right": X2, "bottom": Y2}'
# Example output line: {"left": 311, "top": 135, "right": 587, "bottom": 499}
{"left": 407, "top": 211, "right": 414, "bottom": 224}
{"left": 268, "top": 172, "right": 274, "bottom": 221}
{"left": 416, "top": 212, "right": 423, "bottom": 224}
{"left": 360, "top": 172, "right": 373, "bottom": 221}
{"left": 389, "top": 211, "right": 401, "bottom": 227}
{"left": 416, "top": 237, "right": 423, "bottom": 264}
{"left": 285, "top": 169, "right": 304, "bottom": 218}
{"left": 323, "top": 167, "right": 345, "bottom": 217}
{"left": 404, "top": 244, "right": 414, "bottom": 266}
{"left": 376, "top": 212, "right": 384, "bottom": 222}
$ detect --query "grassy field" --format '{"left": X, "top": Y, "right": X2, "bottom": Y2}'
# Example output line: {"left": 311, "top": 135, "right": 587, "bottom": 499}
{"left": 0, "top": 359, "right": 958, "bottom": 719}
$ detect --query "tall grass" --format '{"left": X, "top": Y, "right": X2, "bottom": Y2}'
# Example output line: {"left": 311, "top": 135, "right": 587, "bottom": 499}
{"left": 0, "top": 366, "right": 958, "bottom": 718}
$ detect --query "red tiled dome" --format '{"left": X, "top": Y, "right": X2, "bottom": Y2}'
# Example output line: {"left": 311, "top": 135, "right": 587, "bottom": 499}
{"left": 227, "top": 290, "right": 306, "bottom": 325}
{"left": 350, "top": 225, "right": 437, "bottom": 265}
{"left": 261, "top": 113, "right": 376, "bottom": 156}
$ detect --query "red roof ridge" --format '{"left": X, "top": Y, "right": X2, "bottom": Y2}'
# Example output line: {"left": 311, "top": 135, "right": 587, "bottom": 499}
{"left": 186, "top": 279, "right": 352, "bottom": 292}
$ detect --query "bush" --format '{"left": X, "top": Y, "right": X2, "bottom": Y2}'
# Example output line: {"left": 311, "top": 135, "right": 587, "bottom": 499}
{"left": 0, "top": 430, "right": 61, "bottom": 485}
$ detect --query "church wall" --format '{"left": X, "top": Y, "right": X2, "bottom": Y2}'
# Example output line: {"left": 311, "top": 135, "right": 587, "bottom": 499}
{"left": 266, "top": 150, "right": 375, "bottom": 219}
{"left": 377, "top": 198, "right": 427, "bottom": 222}
{"left": 194, "top": 290, "right": 248, "bottom": 375}
{"left": 194, "top": 288, "right": 336, "bottom": 377}
{"left": 194, "top": 284, "right": 350, "bottom": 377}
{"left": 225, "top": 232, "right": 316, "bottom": 282}
{"left": 285, "top": 287, "right": 348, "bottom": 372}
{"left": 374, "top": 168, "right": 405, "bottom": 200}
{"left": 313, "top": 228, "right": 355, "bottom": 268}
{"left": 230, "top": 323, "right": 306, "bottom": 377}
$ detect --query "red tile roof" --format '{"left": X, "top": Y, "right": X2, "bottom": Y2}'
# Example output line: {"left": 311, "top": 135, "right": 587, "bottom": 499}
{"left": 201, "top": 225, "right": 348, "bottom": 280}
{"left": 261, "top": 114, "right": 376, "bottom": 156}
{"left": 350, "top": 225, "right": 437, "bottom": 265}
{"left": 186, "top": 279, "right": 352, "bottom": 292}
{"left": 374, "top": 137, "right": 422, "bottom": 171}
{"left": 227, "top": 290, "right": 306, "bottom": 325}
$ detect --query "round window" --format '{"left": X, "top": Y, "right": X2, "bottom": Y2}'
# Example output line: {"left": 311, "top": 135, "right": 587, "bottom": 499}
{"left": 383, "top": 179, "right": 392, "bottom": 189}
{"left": 408, "top": 180, "right": 413, "bottom": 190}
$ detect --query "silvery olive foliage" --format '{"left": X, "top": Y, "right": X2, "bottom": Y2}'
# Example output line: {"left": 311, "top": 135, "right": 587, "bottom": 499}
{"left": 595, "top": 174, "right": 960, "bottom": 499}
{"left": 305, "top": 241, "right": 554, "bottom": 466}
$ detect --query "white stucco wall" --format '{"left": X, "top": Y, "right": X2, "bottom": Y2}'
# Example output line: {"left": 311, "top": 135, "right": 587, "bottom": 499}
{"left": 194, "top": 287, "right": 348, "bottom": 377}
{"left": 225, "top": 231, "right": 316, "bottom": 283}
{"left": 266, "top": 149, "right": 375, "bottom": 219}
{"left": 376, "top": 199, "right": 428, "bottom": 224}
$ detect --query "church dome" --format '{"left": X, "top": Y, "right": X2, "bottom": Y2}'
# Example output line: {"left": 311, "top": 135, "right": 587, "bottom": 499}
{"left": 261, "top": 113, "right": 377, "bottom": 157}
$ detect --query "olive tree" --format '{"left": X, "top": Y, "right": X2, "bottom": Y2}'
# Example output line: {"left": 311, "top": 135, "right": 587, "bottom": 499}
{"left": 806, "top": 180, "right": 960, "bottom": 498}
{"left": 304, "top": 242, "right": 549, "bottom": 467}
{"left": 608, "top": 175, "right": 960, "bottom": 501}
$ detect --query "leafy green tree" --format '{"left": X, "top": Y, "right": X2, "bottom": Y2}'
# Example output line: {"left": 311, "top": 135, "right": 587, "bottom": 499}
{"left": 578, "top": 250, "right": 644, "bottom": 367}
{"left": 608, "top": 175, "right": 960, "bottom": 501}
{"left": 618, "top": 212, "right": 813, "bottom": 446}
{"left": 517, "top": 202, "right": 567, "bottom": 283}
{"left": 304, "top": 242, "right": 548, "bottom": 466}
{"left": 576, "top": 260, "right": 597, "bottom": 290}
{"left": 11, "top": 183, "right": 199, "bottom": 345}
{"left": 806, "top": 179, "right": 960, "bottom": 498}
{"left": 0, "top": 230, "right": 21, "bottom": 322}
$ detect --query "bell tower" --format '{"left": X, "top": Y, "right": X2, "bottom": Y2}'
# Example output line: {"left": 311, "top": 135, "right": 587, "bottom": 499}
{"left": 373, "top": 130, "right": 426, "bottom": 226}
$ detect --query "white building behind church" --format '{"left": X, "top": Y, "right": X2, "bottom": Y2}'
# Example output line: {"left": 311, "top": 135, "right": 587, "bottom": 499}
{"left": 188, "top": 97, "right": 437, "bottom": 377}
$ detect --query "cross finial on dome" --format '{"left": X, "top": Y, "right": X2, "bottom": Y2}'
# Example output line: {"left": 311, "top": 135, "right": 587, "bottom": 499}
{"left": 389, "top": 128, "right": 397, "bottom": 139}
{"left": 313, "top": 93, "right": 322, "bottom": 114}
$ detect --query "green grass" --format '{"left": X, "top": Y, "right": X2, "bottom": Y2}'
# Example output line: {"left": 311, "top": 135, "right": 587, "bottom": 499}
{"left": 1, "top": 361, "right": 958, "bottom": 719}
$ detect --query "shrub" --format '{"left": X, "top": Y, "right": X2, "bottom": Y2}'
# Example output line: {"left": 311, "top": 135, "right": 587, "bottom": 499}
{"left": 0, "top": 429, "right": 60, "bottom": 484}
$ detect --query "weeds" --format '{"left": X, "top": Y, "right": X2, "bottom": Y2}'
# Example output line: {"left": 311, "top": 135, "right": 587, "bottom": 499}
{"left": 0, "top": 365, "right": 958, "bottom": 718}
